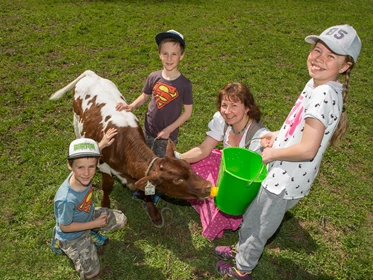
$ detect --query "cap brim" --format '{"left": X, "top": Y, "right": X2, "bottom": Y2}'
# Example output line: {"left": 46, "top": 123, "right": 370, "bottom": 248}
{"left": 305, "top": 35, "right": 348, "bottom": 57}
{"left": 68, "top": 152, "right": 101, "bottom": 160}
{"left": 155, "top": 32, "right": 185, "bottom": 47}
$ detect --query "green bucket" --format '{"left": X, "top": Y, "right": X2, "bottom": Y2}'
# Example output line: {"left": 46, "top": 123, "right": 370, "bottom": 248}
{"left": 214, "top": 147, "right": 267, "bottom": 216}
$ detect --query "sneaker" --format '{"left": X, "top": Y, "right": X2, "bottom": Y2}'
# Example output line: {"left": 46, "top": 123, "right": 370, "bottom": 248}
{"left": 90, "top": 230, "right": 109, "bottom": 246}
{"left": 132, "top": 189, "right": 144, "bottom": 200}
{"left": 51, "top": 226, "right": 63, "bottom": 255}
{"left": 214, "top": 245, "right": 237, "bottom": 260}
{"left": 216, "top": 261, "right": 252, "bottom": 280}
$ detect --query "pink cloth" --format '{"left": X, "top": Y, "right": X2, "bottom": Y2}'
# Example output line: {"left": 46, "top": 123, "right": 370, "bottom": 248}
{"left": 189, "top": 150, "right": 242, "bottom": 241}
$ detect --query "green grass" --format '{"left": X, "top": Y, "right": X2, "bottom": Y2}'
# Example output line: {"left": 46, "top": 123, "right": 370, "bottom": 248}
{"left": 1, "top": 0, "right": 373, "bottom": 279}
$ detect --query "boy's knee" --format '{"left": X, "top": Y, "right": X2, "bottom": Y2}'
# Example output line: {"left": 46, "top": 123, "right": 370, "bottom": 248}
{"left": 85, "top": 268, "right": 100, "bottom": 279}
{"left": 119, "top": 218, "right": 128, "bottom": 229}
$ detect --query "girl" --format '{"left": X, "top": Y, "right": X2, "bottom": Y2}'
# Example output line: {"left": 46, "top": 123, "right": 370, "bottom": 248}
{"left": 181, "top": 82, "right": 269, "bottom": 241}
{"left": 215, "top": 25, "right": 361, "bottom": 280}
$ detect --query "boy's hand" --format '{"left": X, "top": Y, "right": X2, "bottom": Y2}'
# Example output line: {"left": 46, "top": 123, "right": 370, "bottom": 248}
{"left": 116, "top": 102, "right": 133, "bottom": 112}
{"left": 95, "top": 214, "right": 109, "bottom": 228}
{"left": 157, "top": 130, "right": 170, "bottom": 140}
{"left": 99, "top": 128, "right": 117, "bottom": 150}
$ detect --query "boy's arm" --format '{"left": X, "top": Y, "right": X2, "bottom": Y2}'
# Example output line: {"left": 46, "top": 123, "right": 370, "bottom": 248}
{"left": 116, "top": 93, "right": 151, "bottom": 112}
{"left": 59, "top": 215, "right": 108, "bottom": 232}
{"left": 98, "top": 128, "right": 117, "bottom": 151}
{"left": 157, "top": 104, "right": 193, "bottom": 139}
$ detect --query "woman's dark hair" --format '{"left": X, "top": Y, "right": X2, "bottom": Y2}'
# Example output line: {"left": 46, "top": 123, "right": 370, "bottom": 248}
{"left": 216, "top": 82, "right": 261, "bottom": 122}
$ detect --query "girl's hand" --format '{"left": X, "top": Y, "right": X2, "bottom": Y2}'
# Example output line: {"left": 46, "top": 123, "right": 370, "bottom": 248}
{"left": 261, "top": 147, "right": 275, "bottom": 164}
{"left": 260, "top": 131, "right": 278, "bottom": 148}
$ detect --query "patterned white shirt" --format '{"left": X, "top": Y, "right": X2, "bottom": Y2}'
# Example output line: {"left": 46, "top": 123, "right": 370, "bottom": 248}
{"left": 262, "top": 79, "right": 343, "bottom": 199}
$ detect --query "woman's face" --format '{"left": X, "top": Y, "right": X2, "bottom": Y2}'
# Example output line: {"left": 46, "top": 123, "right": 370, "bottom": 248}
{"left": 220, "top": 97, "right": 248, "bottom": 125}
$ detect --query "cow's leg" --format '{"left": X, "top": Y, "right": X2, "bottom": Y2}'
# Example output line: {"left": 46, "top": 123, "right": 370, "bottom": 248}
{"left": 144, "top": 195, "right": 162, "bottom": 226}
{"left": 101, "top": 172, "right": 114, "bottom": 208}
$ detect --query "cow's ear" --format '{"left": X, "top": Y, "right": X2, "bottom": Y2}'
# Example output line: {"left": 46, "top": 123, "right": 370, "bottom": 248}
{"left": 165, "top": 140, "right": 177, "bottom": 158}
{"left": 134, "top": 176, "right": 162, "bottom": 191}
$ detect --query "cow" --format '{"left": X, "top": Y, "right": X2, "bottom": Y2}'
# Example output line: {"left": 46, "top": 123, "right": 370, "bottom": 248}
{"left": 50, "top": 70, "right": 211, "bottom": 227}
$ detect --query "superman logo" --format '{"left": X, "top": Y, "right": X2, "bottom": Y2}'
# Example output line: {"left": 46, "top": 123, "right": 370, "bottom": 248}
{"left": 77, "top": 186, "right": 93, "bottom": 213}
{"left": 153, "top": 81, "right": 179, "bottom": 109}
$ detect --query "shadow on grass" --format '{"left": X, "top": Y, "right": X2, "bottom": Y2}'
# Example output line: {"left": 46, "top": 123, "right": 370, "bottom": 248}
{"left": 95, "top": 181, "right": 217, "bottom": 279}
{"left": 267, "top": 211, "right": 317, "bottom": 254}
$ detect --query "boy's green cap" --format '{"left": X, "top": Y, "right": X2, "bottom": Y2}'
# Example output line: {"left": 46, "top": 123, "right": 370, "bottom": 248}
{"left": 68, "top": 138, "right": 101, "bottom": 160}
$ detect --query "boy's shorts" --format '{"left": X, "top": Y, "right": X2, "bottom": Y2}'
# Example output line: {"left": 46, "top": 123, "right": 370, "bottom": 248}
{"left": 59, "top": 207, "right": 126, "bottom": 278}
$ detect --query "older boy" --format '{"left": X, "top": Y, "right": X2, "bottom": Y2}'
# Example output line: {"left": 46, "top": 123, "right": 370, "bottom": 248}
{"left": 52, "top": 129, "right": 127, "bottom": 279}
{"left": 116, "top": 29, "right": 193, "bottom": 157}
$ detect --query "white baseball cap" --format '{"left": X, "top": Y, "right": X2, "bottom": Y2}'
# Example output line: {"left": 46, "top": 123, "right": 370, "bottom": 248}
{"left": 305, "top": 24, "right": 361, "bottom": 63}
{"left": 68, "top": 138, "right": 101, "bottom": 160}
{"left": 155, "top": 29, "right": 185, "bottom": 48}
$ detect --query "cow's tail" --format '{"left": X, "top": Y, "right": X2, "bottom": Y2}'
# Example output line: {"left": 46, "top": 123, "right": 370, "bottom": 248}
{"left": 49, "top": 70, "right": 96, "bottom": 100}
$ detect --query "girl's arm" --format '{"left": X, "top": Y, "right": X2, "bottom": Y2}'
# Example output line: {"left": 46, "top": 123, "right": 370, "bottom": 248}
{"left": 262, "top": 118, "right": 325, "bottom": 164}
{"left": 181, "top": 136, "right": 219, "bottom": 163}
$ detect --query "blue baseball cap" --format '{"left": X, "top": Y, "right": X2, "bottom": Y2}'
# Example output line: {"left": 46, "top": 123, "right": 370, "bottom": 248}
{"left": 155, "top": 29, "right": 185, "bottom": 48}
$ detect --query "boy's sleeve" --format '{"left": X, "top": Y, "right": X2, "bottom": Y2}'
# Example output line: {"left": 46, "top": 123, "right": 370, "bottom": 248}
{"left": 183, "top": 81, "right": 193, "bottom": 105}
{"left": 55, "top": 200, "right": 75, "bottom": 226}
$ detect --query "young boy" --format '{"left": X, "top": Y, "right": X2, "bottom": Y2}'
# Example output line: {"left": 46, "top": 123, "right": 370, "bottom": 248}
{"left": 116, "top": 29, "right": 193, "bottom": 158}
{"left": 52, "top": 129, "right": 127, "bottom": 279}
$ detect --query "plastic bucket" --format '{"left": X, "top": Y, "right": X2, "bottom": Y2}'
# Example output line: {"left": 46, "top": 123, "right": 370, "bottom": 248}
{"left": 214, "top": 147, "right": 267, "bottom": 216}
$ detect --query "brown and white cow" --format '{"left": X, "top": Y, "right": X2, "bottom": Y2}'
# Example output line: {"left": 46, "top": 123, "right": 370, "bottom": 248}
{"left": 50, "top": 70, "right": 211, "bottom": 227}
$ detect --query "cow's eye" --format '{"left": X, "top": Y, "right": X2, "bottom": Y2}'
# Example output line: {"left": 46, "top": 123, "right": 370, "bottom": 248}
{"left": 173, "top": 178, "right": 183, "bottom": 183}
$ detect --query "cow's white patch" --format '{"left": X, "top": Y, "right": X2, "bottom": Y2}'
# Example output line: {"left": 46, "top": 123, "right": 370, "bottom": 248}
{"left": 99, "top": 162, "right": 132, "bottom": 187}
{"left": 75, "top": 74, "right": 139, "bottom": 129}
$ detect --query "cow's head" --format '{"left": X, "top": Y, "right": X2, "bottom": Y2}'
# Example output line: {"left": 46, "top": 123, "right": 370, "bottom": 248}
{"left": 134, "top": 140, "right": 211, "bottom": 200}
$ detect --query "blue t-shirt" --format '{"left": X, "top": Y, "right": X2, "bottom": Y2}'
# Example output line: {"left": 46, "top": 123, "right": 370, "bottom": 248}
{"left": 54, "top": 172, "right": 94, "bottom": 241}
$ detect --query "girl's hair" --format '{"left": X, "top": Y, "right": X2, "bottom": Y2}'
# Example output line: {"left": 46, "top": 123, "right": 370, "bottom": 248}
{"left": 216, "top": 82, "right": 261, "bottom": 122}
{"left": 330, "top": 55, "right": 355, "bottom": 146}
{"left": 158, "top": 38, "right": 185, "bottom": 54}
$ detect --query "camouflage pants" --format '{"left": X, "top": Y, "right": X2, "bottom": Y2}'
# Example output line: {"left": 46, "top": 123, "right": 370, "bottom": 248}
{"left": 60, "top": 207, "right": 126, "bottom": 279}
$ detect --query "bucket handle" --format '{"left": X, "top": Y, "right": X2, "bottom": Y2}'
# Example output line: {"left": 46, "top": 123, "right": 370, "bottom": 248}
{"left": 246, "top": 164, "right": 266, "bottom": 187}
{"left": 244, "top": 137, "right": 262, "bottom": 152}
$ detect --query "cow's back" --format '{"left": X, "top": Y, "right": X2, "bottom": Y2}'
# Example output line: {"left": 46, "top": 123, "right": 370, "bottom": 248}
{"left": 74, "top": 72, "right": 139, "bottom": 139}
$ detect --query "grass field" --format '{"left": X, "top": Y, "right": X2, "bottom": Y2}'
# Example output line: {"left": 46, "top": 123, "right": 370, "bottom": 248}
{"left": 1, "top": 0, "right": 373, "bottom": 279}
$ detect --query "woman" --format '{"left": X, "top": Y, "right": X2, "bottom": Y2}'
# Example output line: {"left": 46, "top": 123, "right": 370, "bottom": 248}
{"left": 181, "top": 82, "right": 269, "bottom": 240}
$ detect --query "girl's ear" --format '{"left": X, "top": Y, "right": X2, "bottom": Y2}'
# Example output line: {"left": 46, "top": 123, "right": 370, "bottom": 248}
{"left": 340, "top": 61, "right": 353, "bottom": 74}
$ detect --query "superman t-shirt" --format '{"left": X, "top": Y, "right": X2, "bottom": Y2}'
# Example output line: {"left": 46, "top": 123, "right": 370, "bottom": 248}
{"left": 142, "top": 70, "right": 193, "bottom": 141}
{"left": 54, "top": 172, "right": 94, "bottom": 241}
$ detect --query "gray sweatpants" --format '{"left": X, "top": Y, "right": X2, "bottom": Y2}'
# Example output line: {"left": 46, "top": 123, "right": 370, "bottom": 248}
{"left": 236, "top": 187, "right": 300, "bottom": 272}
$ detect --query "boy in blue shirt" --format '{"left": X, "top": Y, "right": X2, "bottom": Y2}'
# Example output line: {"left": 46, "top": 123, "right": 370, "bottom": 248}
{"left": 52, "top": 129, "right": 127, "bottom": 279}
